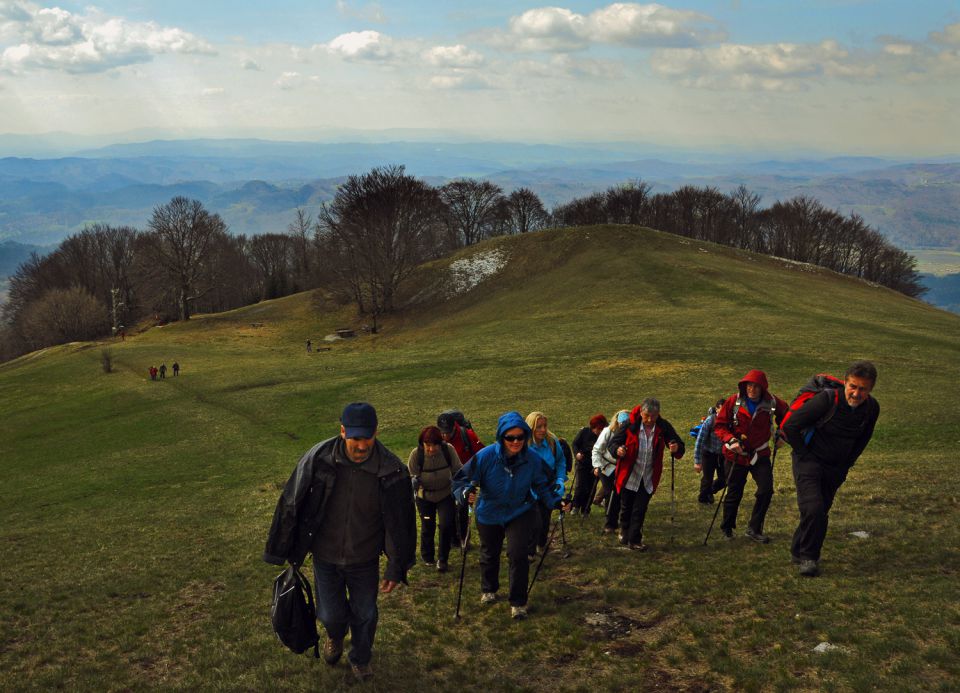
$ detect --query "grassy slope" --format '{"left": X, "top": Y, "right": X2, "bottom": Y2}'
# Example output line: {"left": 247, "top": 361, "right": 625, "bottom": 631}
{"left": 1, "top": 225, "right": 958, "bottom": 692}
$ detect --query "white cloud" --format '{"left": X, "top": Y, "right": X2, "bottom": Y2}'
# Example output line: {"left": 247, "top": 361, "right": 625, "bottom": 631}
{"left": 241, "top": 58, "right": 262, "bottom": 71}
{"left": 274, "top": 71, "right": 303, "bottom": 90}
{"left": 325, "top": 30, "right": 394, "bottom": 61}
{"left": 930, "top": 22, "right": 960, "bottom": 46}
{"left": 423, "top": 44, "right": 484, "bottom": 68}
{"left": 427, "top": 72, "right": 491, "bottom": 90}
{"left": 489, "top": 3, "right": 724, "bottom": 53}
{"left": 0, "top": 1, "right": 214, "bottom": 74}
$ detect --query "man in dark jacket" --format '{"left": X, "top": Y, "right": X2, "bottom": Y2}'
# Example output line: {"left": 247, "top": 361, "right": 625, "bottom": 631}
{"left": 263, "top": 402, "right": 416, "bottom": 681}
{"left": 783, "top": 361, "right": 880, "bottom": 577}
{"left": 714, "top": 369, "right": 789, "bottom": 543}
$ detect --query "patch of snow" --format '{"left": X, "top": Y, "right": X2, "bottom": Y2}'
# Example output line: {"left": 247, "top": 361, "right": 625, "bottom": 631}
{"left": 813, "top": 642, "right": 845, "bottom": 654}
{"left": 448, "top": 249, "right": 507, "bottom": 296}
{"left": 323, "top": 334, "right": 343, "bottom": 342}
{"left": 850, "top": 530, "right": 870, "bottom": 539}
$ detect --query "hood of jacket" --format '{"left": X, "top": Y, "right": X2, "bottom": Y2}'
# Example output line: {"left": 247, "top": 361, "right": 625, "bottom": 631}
{"left": 494, "top": 410, "right": 531, "bottom": 457}
{"left": 738, "top": 369, "right": 770, "bottom": 401}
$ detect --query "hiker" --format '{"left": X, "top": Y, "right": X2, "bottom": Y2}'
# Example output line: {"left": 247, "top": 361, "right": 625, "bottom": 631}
{"left": 172, "top": 362, "right": 180, "bottom": 376}
{"left": 407, "top": 426, "right": 462, "bottom": 573}
{"left": 452, "top": 411, "right": 570, "bottom": 619}
{"left": 594, "top": 410, "right": 629, "bottom": 532}
{"left": 609, "top": 398, "right": 685, "bottom": 551}
{"left": 694, "top": 399, "right": 727, "bottom": 504}
{"left": 782, "top": 361, "right": 880, "bottom": 577}
{"left": 714, "top": 370, "right": 789, "bottom": 543}
{"left": 570, "top": 414, "right": 608, "bottom": 514}
{"left": 437, "top": 411, "right": 484, "bottom": 547}
{"left": 525, "top": 411, "right": 567, "bottom": 558}
{"left": 306, "top": 340, "right": 312, "bottom": 353}
{"left": 159, "top": 363, "right": 167, "bottom": 379}
{"left": 263, "top": 402, "right": 416, "bottom": 682}
{"left": 149, "top": 366, "right": 157, "bottom": 381}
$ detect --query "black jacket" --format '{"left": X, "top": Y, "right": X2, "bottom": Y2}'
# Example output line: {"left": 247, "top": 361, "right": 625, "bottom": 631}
{"left": 263, "top": 437, "right": 417, "bottom": 584}
{"left": 782, "top": 390, "right": 879, "bottom": 468}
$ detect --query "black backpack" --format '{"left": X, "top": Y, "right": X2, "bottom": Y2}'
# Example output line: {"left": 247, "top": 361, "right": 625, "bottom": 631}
{"left": 438, "top": 409, "right": 480, "bottom": 455}
{"left": 271, "top": 565, "right": 320, "bottom": 658}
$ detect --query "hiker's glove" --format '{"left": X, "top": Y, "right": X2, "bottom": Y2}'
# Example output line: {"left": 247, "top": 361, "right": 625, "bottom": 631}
{"left": 411, "top": 477, "right": 422, "bottom": 494}
{"left": 555, "top": 482, "right": 564, "bottom": 496}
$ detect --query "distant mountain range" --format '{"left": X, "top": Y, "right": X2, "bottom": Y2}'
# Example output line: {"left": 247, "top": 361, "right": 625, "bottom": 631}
{"left": 0, "top": 139, "right": 956, "bottom": 251}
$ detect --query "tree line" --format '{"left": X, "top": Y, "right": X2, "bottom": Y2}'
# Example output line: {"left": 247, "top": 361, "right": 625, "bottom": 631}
{"left": 0, "top": 166, "right": 923, "bottom": 361}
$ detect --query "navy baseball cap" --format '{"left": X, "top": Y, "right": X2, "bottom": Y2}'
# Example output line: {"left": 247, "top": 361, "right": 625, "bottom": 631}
{"left": 341, "top": 402, "right": 378, "bottom": 438}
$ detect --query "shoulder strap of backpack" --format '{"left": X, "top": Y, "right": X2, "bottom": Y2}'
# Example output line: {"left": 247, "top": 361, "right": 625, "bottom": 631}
{"left": 441, "top": 443, "right": 453, "bottom": 469}
{"left": 416, "top": 447, "right": 425, "bottom": 474}
{"left": 732, "top": 395, "right": 742, "bottom": 428}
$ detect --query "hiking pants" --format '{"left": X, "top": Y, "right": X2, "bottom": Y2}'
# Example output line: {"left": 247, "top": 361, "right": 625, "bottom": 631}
{"left": 618, "top": 486, "right": 653, "bottom": 545}
{"left": 571, "top": 459, "right": 596, "bottom": 513}
{"left": 791, "top": 455, "right": 849, "bottom": 561}
{"left": 604, "top": 482, "right": 622, "bottom": 531}
{"left": 312, "top": 557, "right": 379, "bottom": 667}
{"left": 698, "top": 450, "right": 725, "bottom": 502}
{"left": 477, "top": 506, "right": 537, "bottom": 606}
{"left": 416, "top": 494, "right": 456, "bottom": 564}
{"left": 721, "top": 457, "right": 773, "bottom": 534}
{"left": 531, "top": 499, "right": 555, "bottom": 554}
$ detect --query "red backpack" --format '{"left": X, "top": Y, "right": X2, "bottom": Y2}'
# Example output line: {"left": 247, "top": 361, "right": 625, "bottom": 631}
{"left": 779, "top": 374, "right": 843, "bottom": 444}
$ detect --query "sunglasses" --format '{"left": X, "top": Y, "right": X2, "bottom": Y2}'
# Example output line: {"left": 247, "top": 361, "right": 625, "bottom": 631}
{"left": 502, "top": 434, "right": 526, "bottom": 443}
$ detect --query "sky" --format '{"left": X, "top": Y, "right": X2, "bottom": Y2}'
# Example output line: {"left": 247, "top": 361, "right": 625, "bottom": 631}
{"left": 0, "top": 1, "right": 958, "bottom": 155}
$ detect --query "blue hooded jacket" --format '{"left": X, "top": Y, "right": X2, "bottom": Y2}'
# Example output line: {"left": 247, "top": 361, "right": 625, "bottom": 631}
{"left": 452, "top": 411, "right": 562, "bottom": 526}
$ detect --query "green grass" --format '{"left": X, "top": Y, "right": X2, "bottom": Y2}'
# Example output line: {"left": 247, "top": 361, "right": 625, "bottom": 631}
{"left": 2, "top": 225, "right": 959, "bottom": 691}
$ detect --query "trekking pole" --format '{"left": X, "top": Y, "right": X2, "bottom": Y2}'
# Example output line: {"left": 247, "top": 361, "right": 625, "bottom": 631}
{"left": 703, "top": 456, "right": 739, "bottom": 546}
{"left": 669, "top": 453, "right": 676, "bottom": 544}
{"left": 454, "top": 502, "right": 474, "bottom": 621}
{"left": 527, "top": 519, "right": 559, "bottom": 598}
{"left": 558, "top": 503, "right": 571, "bottom": 558}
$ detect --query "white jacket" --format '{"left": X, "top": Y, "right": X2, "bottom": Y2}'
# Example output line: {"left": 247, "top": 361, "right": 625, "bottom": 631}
{"left": 591, "top": 425, "right": 617, "bottom": 477}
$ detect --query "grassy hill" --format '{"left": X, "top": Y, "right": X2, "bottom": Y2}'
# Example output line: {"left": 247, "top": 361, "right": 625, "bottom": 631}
{"left": 1, "top": 225, "right": 958, "bottom": 691}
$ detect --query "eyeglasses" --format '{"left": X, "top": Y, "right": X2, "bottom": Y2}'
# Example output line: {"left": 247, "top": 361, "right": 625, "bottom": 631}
{"left": 502, "top": 434, "right": 526, "bottom": 443}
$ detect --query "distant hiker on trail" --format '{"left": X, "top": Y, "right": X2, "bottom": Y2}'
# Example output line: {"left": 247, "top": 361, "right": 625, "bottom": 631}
{"left": 525, "top": 411, "right": 567, "bottom": 559}
{"left": 172, "top": 362, "right": 179, "bottom": 376}
{"left": 159, "top": 364, "right": 167, "bottom": 379}
{"left": 149, "top": 366, "right": 157, "bottom": 381}
{"left": 714, "top": 370, "right": 789, "bottom": 544}
{"left": 263, "top": 402, "right": 416, "bottom": 682}
{"left": 570, "top": 414, "right": 608, "bottom": 515}
{"left": 306, "top": 340, "right": 312, "bottom": 353}
{"left": 694, "top": 399, "right": 727, "bottom": 504}
{"left": 782, "top": 361, "right": 880, "bottom": 577}
{"left": 594, "top": 410, "right": 629, "bottom": 530}
{"left": 437, "top": 411, "right": 484, "bottom": 547}
{"left": 452, "top": 411, "right": 570, "bottom": 619}
{"left": 408, "top": 426, "right": 462, "bottom": 573}
{"left": 609, "top": 399, "right": 684, "bottom": 551}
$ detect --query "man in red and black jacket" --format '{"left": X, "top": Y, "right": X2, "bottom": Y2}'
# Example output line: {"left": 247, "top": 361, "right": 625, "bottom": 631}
{"left": 437, "top": 412, "right": 485, "bottom": 545}
{"left": 714, "top": 369, "right": 789, "bottom": 543}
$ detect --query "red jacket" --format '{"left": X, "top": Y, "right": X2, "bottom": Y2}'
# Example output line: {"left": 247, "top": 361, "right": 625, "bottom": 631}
{"left": 446, "top": 422, "right": 484, "bottom": 464}
{"left": 714, "top": 369, "right": 788, "bottom": 466}
{"left": 612, "top": 404, "right": 685, "bottom": 494}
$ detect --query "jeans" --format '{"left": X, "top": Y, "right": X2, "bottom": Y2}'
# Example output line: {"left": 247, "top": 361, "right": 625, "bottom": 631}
{"left": 312, "top": 557, "right": 379, "bottom": 667}
{"left": 618, "top": 485, "right": 653, "bottom": 544}
{"left": 721, "top": 457, "right": 774, "bottom": 534}
{"left": 477, "top": 506, "right": 537, "bottom": 606}
{"left": 416, "top": 494, "right": 456, "bottom": 563}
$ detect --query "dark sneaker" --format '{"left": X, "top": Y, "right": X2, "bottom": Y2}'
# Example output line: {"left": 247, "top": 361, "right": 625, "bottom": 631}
{"left": 745, "top": 528, "right": 770, "bottom": 544}
{"left": 722, "top": 528, "right": 734, "bottom": 540}
{"left": 799, "top": 559, "right": 820, "bottom": 577}
{"left": 618, "top": 533, "right": 628, "bottom": 545}
{"left": 322, "top": 636, "right": 343, "bottom": 666}
{"left": 698, "top": 496, "right": 714, "bottom": 504}
{"left": 422, "top": 558, "right": 434, "bottom": 566}
{"left": 602, "top": 526, "right": 615, "bottom": 534}
{"left": 436, "top": 560, "right": 448, "bottom": 573}
{"left": 628, "top": 543, "right": 648, "bottom": 552}
{"left": 351, "top": 662, "right": 374, "bottom": 681}
{"left": 511, "top": 605, "right": 527, "bottom": 619}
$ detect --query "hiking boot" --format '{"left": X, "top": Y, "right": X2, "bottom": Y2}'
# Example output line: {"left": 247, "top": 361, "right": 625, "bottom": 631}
{"left": 745, "top": 528, "right": 770, "bottom": 544}
{"left": 722, "top": 528, "right": 734, "bottom": 540}
{"left": 322, "top": 636, "right": 344, "bottom": 666}
{"left": 351, "top": 662, "right": 374, "bottom": 681}
{"left": 527, "top": 553, "right": 536, "bottom": 562}
{"left": 480, "top": 592, "right": 497, "bottom": 604}
{"left": 436, "top": 560, "right": 448, "bottom": 573}
{"left": 602, "top": 526, "right": 615, "bottom": 534}
{"left": 799, "top": 559, "right": 820, "bottom": 577}
{"left": 422, "top": 558, "right": 434, "bottom": 566}
{"left": 511, "top": 605, "right": 527, "bottom": 620}
{"left": 628, "top": 543, "right": 648, "bottom": 552}
{"left": 698, "top": 496, "right": 714, "bottom": 504}
{"left": 617, "top": 533, "right": 628, "bottom": 545}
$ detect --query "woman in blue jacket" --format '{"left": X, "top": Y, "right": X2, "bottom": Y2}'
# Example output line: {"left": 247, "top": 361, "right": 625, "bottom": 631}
{"left": 525, "top": 410, "right": 567, "bottom": 557}
{"left": 453, "top": 411, "right": 568, "bottom": 619}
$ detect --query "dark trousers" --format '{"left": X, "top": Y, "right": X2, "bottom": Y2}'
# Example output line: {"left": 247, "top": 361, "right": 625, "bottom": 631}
{"left": 618, "top": 485, "right": 653, "bottom": 544}
{"left": 416, "top": 495, "right": 455, "bottom": 563}
{"left": 791, "top": 455, "right": 849, "bottom": 561}
{"left": 571, "top": 460, "right": 596, "bottom": 513}
{"left": 604, "top": 482, "right": 622, "bottom": 530}
{"left": 312, "top": 557, "right": 379, "bottom": 667}
{"left": 477, "top": 506, "right": 537, "bottom": 606}
{"left": 455, "top": 502, "right": 470, "bottom": 545}
{"left": 531, "top": 499, "right": 554, "bottom": 553}
{"left": 698, "top": 450, "right": 725, "bottom": 501}
{"left": 721, "top": 457, "right": 773, "bottom": 534}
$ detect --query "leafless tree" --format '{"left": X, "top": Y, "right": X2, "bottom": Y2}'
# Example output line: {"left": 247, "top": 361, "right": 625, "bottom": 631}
{"left": 506, "top": 188, "right": 550, "bottom": 234}
{"left": 439, "top": 179, "right": 506, "bottom": 247}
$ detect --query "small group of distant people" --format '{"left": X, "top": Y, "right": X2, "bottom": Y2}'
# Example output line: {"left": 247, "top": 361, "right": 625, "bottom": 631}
{"left": 148, "top": 362, "right": 180, "bottom": 380}
{"left": 263, "top": 359, "right": 879, "bottom": 681}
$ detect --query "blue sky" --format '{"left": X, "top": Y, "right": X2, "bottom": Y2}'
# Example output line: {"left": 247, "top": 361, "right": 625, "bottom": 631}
{"left": 1, "top": 1, "right": 958, "bottom": 154}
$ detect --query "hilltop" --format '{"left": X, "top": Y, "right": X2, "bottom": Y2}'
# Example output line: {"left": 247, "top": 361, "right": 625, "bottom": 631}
{"left": 1, "top": 225, "right": 958, "bottom": 691}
